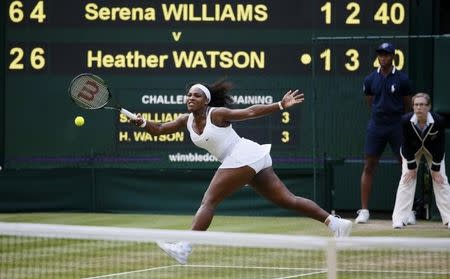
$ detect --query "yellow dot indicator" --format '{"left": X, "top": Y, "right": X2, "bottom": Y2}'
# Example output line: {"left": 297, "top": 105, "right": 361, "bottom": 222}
{"left": 300, "top": 53, "right": 312, "bottom": 65}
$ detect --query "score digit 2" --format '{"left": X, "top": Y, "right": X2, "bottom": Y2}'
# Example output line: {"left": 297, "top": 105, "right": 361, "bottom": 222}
{"left": 8, "top": 47, "right": 46, "bottom": 71}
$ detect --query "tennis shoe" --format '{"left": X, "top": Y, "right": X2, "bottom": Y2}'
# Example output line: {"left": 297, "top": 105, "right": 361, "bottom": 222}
{"left": 355, "top": 209, "right": 369, "bottom": 224}
{"left": 157, "top": 241, "right": 192, "bottom": 265}
{"left": 407, "top": 211, "right": 416, "bottom": 225}
{"left": 334, "top": 217, "right": 352, "bottom": 237}
{"left": 392, "top": 222, "right": 404, "bottom": 229}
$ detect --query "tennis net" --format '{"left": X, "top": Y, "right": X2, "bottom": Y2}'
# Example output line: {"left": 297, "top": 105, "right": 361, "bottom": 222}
{"left": 1, "top": 222, "right": 449, "bottom": 279}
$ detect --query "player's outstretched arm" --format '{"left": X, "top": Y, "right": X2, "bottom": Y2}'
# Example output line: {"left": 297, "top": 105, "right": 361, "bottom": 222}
{"left": 131, "top": 113, "right": 188, "bottom": 135}
{"left": 213, "top": 89, "right": 304, "bottom": 123}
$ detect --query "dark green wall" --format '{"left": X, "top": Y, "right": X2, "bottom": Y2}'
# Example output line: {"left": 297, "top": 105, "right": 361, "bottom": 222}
{"left": 433, "top": 37, "right": 450, "bottom": 115}
{"left": 0, "top": 169, "right": 325, "bottom": 216}
{"left": 333, "top": 163, "right": 401, "bottom": 211}
{"left": 409, "top": 0, "right": 435, "bottom": 93}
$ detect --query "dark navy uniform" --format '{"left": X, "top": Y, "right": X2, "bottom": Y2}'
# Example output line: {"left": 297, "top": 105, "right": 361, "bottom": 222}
{"left": 363, "top": 67, "right": 412, "bottom": 156}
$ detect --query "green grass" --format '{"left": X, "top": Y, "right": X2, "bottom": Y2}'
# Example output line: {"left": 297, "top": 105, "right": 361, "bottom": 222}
{"left": 1, "top": 213, "right": 449, "bottom": 279}
{"left": 0, "top": 212, "right": 449, "bottom": 237}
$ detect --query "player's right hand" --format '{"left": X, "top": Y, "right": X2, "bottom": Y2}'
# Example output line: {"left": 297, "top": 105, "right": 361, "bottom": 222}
{"left": 280, "top": 90, "right": 304, "bottom": 109}
{"left": 130, "top": 113, "right": 146, "bottom": 127}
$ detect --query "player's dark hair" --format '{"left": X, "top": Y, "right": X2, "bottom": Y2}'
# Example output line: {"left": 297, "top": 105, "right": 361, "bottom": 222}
{"left": 186, "top": 79, "right": 234, "bottom": 108}
{"left": 207, "top": 79, "right": 234, "bottom": 108}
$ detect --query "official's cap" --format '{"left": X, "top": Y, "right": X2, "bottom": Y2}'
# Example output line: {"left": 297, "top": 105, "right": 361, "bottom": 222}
{"left": 376, "top": 42, "right": 395, "bottom": 54}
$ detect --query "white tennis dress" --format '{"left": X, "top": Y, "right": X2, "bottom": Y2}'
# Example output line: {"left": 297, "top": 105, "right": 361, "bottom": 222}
{"left": 187, "top": 107, "right": 271, "bottom": 169}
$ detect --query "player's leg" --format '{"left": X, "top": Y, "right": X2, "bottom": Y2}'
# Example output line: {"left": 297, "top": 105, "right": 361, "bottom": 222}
{"left": 392, "top": 151, "right": 418, "bottom": 228}
{"left": 191, "top": 166, "right": 256, "bottom": 231}
{"left": 158, "top": 166, "right": 256, "bottom": 264}
{"left": 249, "top": 162, "right": 351, "bottom": 237}
{"left": 250, "top": 167, "right": 328, "bottom": 221}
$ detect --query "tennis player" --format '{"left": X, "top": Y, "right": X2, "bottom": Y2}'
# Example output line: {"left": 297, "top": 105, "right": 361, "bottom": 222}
{"left": 131, "top": 80, "right": 352, "bottom": 264}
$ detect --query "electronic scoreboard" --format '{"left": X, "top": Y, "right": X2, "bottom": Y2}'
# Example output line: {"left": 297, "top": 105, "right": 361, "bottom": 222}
{"left": 3, "top": 0, "right": 409, "bottom": 169}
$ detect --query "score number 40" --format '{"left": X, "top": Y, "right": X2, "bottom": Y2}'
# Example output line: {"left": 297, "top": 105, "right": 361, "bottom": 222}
{"left": 321, "top": 2, "right": 405, "bottom": 25}
{"left": 320, "top": 48, "right": 405, "bottom": 72}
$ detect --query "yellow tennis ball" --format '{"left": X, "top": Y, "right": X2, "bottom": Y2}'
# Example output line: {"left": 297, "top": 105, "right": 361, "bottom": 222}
{"left": 74, "top": 116, "right": 85, "bottom": 127}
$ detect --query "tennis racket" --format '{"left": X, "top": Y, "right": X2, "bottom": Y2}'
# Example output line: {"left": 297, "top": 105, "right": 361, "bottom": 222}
{"left": 68, "top": 73, "right": 138, "bottom": 120}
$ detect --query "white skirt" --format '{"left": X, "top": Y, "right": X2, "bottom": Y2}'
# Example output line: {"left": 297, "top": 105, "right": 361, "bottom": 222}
{"left": 219, "top": 138, "right": 271, "bottom": 169}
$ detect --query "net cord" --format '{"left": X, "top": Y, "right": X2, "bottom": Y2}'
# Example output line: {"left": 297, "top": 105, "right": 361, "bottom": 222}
{"left": 1, "top": 222, "right": 449, "bottom": 251}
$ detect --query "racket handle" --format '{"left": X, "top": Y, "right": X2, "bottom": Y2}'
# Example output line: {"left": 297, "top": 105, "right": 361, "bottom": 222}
{"left": 120, "top": 108, "right": 138, "bottom": 120}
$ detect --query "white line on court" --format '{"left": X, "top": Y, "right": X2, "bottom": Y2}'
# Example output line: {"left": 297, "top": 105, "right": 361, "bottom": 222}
{"left": 81, "top": 265, "right": 179, "bottom": 279}
{"left": 274, "top": 270, "right": 327, "bottom": 279}
{"left": 82, "top": 264, "right": 450, "bottom": 278}
{"left": 182, "top": 264, "right": 450, "bottom": 277}
{"left": 182, "top": 264, "right": 324, "bottom": 271}
{"left": 337, "top": 268, "right": 450, "bottom": 275}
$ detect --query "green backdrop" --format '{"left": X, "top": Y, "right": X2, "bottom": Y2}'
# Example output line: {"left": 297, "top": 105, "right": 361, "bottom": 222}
{"left": 1, "top": 1, "right": 448, "bottom": 215}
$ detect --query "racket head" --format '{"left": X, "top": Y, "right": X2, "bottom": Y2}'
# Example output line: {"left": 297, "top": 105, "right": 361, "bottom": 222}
{"left": 69, "top": 73, "right": 111, "bottom": 110}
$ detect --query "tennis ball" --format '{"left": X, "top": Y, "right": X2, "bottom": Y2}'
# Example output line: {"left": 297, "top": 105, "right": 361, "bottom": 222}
{"left": 74, "top": 116, "right": 85, "bottom": 127}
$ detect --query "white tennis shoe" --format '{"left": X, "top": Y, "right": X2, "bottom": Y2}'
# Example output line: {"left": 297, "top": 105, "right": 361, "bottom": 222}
{"left": 334, "top": 218, "right": 352, "bottom": 237}
{"left": 407, "top": 211, "right": 416, "bottom": 225}
{"left": 157, "top": 241, "right": 192, "bottom": 265}
{"left": 392, "top": 222, "right": 404, "bottom": 229}
{"left": 392, "top": 211, "right": 416, "bottom": 229}
{"left": 327, "top": 216, "right": 352, "bottom": 237}
{"left": 355, "top": 209, "right": 370, "bottom": 224}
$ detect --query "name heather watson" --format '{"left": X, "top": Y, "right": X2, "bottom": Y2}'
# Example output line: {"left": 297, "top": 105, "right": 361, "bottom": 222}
{"left": 86, "top": 50, "right": 265, "bottom": 69}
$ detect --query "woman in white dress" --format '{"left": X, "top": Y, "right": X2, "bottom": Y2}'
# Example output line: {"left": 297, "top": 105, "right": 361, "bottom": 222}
{"left": 132, "top": 80, "right": 352, "bottom": 264}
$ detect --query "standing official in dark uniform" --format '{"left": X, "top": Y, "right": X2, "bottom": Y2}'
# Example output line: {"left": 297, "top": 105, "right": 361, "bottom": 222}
{"left": 392, "top": 93, "right": 450, "bottom": 229}
{"left": 355, "top": 42, "right": 413, "bottom": 223}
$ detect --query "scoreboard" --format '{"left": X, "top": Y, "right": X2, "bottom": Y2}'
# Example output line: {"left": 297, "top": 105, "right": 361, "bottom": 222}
{"left": 2, "top": 0, "right": 410, "bottom": 169}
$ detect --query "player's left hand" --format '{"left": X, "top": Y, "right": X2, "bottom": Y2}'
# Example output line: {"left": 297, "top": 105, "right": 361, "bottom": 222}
{"left": 403, "top": 169, "right": 417, "bottom": 184}
{"left": 280, "top": 90, "right": 304, "bottom": 109}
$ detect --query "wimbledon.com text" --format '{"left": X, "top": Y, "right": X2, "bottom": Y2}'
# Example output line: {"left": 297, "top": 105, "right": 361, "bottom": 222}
{"left": 168, "top": 152, "right": 218, "bottom": 162}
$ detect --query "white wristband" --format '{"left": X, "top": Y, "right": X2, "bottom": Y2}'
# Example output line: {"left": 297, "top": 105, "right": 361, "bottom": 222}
{"left": 278, "top": 101, "right": 284, "bottom": 110}
{"left": 139, "top": 120, "right": 147, "bottom": 128}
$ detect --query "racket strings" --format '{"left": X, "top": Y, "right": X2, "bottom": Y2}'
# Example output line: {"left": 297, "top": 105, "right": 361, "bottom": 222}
{"left": 70, "top": 75, "right": 110, "bottom": 109}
